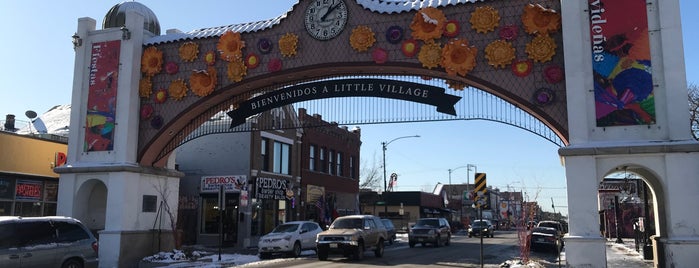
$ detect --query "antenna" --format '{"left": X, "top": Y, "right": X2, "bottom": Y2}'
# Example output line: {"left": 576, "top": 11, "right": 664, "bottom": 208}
{"left": 25, "top": 110, "right": 37, "bottom": 134}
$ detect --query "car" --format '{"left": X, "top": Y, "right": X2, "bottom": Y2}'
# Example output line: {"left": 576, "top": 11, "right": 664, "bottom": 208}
{"left": 0, "top": 216, "right": 99, "bottom": 268}
{"left": 380, "top": 219, "right": 397, "bottom": 245}
{"left": 529, "top": 226, "right": 564, "bottom": 252}
{"left": 316, "top": 215, "right": 387, "bottom": 261}
{"left": 468, "top": 219, "right": 495, "bottom": 238}
{"left": 258, "top": 221, "right": 323, "bottom": 259}
{"left": 408, "top": 217, "right": 451, "bottom": 248}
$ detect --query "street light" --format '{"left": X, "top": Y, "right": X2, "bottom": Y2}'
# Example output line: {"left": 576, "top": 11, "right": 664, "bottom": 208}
{"left": 466, "top": 164, "right": 477, "bottom": 187}
{"left": 382, "top": 135, "right": 420, "bottom": 215}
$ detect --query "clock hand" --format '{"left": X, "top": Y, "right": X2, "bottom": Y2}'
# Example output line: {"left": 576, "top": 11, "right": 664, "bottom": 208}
{"left": 321, "top": 1, "right": 341, "bottom": 21}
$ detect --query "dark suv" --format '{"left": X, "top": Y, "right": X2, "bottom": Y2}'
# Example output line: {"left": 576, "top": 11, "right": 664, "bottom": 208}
{"left": 468, "top": 219, "right": 495, "bottom": 238}
{"left": 408, "top": 217, "right": 451, "bottom": 247}
{"left": 0, "top": 216, "right": 99, "bottom": 268}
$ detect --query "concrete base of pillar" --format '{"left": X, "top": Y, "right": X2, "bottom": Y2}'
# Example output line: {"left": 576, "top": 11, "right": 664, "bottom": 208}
{"left": 654, "top": 236, "right": 699, "bottom": 268}
{"left": 99, "top": 229, "right": 175, "bottom": 268}
{"left": 563, "top": 235, "right": 607, "bottom": 268}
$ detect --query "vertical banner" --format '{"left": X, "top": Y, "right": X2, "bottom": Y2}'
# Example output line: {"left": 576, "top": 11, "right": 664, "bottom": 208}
{"left": 590, "top": 0, "right": 654, "bottom": 127}
{"left": 85, "top": 40, "right": 121, "bottom": 151}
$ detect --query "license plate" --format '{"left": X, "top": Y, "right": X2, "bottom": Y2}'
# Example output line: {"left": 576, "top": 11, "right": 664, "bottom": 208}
{"left": 536, "top": 238, "right": 544, "bottom": 242}
{"left": 330, "top": 243, "right": 338, "bottom": 248}
{"left": 418, "top": 238, "right": 424, "bottom": 242}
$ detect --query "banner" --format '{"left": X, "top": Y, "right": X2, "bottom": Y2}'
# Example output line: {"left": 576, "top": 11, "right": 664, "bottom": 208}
{"left": 590, "top": 0, "right": 655, "bottom": 126}
{"left": 85, "top": 40, "right": 121, "bottom": 151}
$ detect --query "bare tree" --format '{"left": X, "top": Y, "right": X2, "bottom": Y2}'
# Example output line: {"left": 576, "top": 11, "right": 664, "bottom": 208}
{"left": 359, "top": 152, "right": 382, "bottom": 190}
{"left": 151, "top": 179, "right": 180, "bottom": 250}
{"left": 689, "top": 83, "right": 699, "bottom": 140}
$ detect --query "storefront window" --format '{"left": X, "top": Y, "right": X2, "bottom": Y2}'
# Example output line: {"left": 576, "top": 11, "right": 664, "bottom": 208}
{"left": 0, "top": 202, "right": 12, "bottom": 216}
{"left": 201, "top": 197, "right": 220, "bottom": 234}
{"left": 15, "top": 202, "right": 42, "bottom": 217}
{"left": 0, "top": 178, "right": 15, "bottom": 199}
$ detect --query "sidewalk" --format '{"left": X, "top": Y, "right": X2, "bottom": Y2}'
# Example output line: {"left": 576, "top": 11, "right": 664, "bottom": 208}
{"left": 603, "top": 238, "right": 654, "bottom": 267}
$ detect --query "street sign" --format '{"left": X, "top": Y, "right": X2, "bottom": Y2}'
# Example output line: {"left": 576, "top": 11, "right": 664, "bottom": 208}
{"left": 474, "top": 173, "right": 487, "bottom": 193}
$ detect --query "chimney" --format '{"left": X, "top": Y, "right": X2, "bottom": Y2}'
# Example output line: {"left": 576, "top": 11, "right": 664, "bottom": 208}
{"left": 4, "top": 114, "right": 16, "bottom": 131}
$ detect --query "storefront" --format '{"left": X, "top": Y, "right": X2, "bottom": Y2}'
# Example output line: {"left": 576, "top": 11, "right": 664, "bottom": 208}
{"left": 0, "top": 177, "right": 58, "bottom": 216}
{"left": 197, "top": 175, "right": 247, "bottom": 246}
{"left": 252, "top": 176, "right": 297, "bottom": 236}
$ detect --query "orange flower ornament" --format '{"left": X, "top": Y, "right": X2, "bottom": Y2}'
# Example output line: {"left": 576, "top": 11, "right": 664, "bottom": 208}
{"left": 141, "top": 46, "right": 163, "bottom": 76}
{"left": 485, "top": 40, "right": 516, "bottom": 69}
{"left": 217, "top": 31, "right": 246, "bottom": 62}
{"left": 410, "top": 7, "right": 446, "bottom": 41}
{"left": 418, "top": 41, "right": 442, "bottom": 69}
{"left": 441, "top": 38, "right": 478, "bottom": 76}
{"left": 350, "top": 26, "right": 376, "bottom": 52}
{"left": 190, "top": 67, "right": 217, "bottom": 97}
{"left": 279, "top": 33, "right": 299, "bottom": 57}
{"left": 521, "top": 4, "right": 561, "bottom": 35}
{"left": 470, "top": 6, "right": 500, "bottom": 34}
{"left": 526, "top": 34, "right": 557, "bottom": 63}
{"left": 168, "top": 79, "right": 188, "bottom": 100}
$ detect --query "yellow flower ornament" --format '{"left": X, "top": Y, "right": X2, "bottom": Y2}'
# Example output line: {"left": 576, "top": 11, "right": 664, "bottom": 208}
{"left": 350, "top": 26, "right": 376, "bottom": 52}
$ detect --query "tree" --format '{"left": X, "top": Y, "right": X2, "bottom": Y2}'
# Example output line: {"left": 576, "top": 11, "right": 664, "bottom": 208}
{"left": 689, "top": 83, "right": 699, "bottom": 140}
{"left": 359, "top": 152, "right": 382, "bottom": 191}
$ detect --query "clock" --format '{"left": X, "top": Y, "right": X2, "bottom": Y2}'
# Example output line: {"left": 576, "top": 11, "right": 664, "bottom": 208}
{"left": 304, "top": 0, "right": 348, "bottom": 41}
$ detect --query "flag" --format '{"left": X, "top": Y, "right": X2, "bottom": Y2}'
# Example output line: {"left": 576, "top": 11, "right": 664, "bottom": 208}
{"left": 316, "top": 195, "right": 325, "bottom": 223}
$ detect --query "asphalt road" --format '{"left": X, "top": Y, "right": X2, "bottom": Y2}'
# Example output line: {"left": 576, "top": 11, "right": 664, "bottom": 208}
{"left": 239, "top": 230, "right": 565, "bottom": 268}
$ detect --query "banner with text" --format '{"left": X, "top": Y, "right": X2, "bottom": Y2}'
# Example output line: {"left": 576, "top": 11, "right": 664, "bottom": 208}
{"left": 255, "top": 177, "right": 294, "bottom": 200}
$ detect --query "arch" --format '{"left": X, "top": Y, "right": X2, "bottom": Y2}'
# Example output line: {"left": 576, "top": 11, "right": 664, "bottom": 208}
{"left": 75, "top": 178, "right": 108, "bottom": 233}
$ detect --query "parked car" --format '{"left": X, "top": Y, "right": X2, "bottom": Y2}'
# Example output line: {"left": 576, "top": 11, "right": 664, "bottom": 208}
{"left": 316, "top": 215, "right": 387, "bottom": 261}
{"left": 408, "top": 217, "right": 451, "bottom": 248}
{"left": 529, "top": 226, "right": 564, "bottom": 252}
{"left": 258, "top": 221, "right": 323, "bottom": 259}
{"left": 0, "top": 216, "right": 99, "bottom": 268}
{"left": 468, "top": 219, "right": 495, "bottom": 238}
{"left": 380, "top": 219, "right": 397, "bottom": 245}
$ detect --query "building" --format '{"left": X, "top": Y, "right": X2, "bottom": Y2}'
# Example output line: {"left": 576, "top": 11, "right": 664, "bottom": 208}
{"left": 297, "top": 108, "right": 362, "bottom": 226}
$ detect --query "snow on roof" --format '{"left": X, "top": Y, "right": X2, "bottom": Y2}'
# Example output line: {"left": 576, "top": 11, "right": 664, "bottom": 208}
{"left": 145, "top": 0, "right": 483, "bottom": 45}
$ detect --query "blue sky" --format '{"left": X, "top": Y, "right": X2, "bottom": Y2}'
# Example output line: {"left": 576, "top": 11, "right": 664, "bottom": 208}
{"left": 2, "top": 0, "right": 697, "bottom": 217}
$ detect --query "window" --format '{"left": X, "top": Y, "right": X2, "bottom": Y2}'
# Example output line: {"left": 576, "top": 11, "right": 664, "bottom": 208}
{"left": 350, "top": 156, "right": 356, "bottom": 179}
{"left": 320, "top": 147, "right": 327, "bottom": 173}
{"left": 336, "top": 152, "right": 343, "bottom": 176}
{"left": 142, "top": 195, "right": 157, "bottom": 212}
{"left": 309, "top": 145, "right": 316, "bottom": 171}
{"left": 55, "top": 221, "right": 90, "bottom": 242}
{"left": 261, "top": 138, "right": 269, "bottom": 171}
{"left": 273, "top": 141, "right": 291, "bottom": 175}
{"left": 328, "top": 150, "right": 335, "bottom": 175}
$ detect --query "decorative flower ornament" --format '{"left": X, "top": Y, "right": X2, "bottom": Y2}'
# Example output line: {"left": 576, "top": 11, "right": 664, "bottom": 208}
{"left": 245, "top": 53, "right": 260, "bottom": 69}
{"left": 227, "top": 58, "right": 247, "bottom": 82}
{"left": 526, "top": 34, "right": 557, "bottom": 62}
{"left": 410, "top": 7, "right": 446, "bottom": 41}
{"left": 168, "top": 79, "right": 188, "bottom": 100}
{"left": 268, "top": 58, "right": 282, "bottom": 72}
{"left": 443, "top": 20, "right": 460, "bottom": 38}
{"left": 470, "top": 6, "right": 500, "bottom": 34}
{"left": 204, "top": 51, "right": 216, "bottom": 66}
{"left": 446, "top": 80, "right": 467, "bottom": 90}
{"left": 441, "top": 38, "right": 478, "bottom": 76}
{"left": 511, "top": 59, "right": 533, "bottom": 77}
{"left": 485, "top": 40, "right": 516, "bottom": 69}
{"left": 350, "top": 25, "right": 376, "bottom": 52}
{"left": 140, "top": 104, "right": 154, "bottom": 120}
{"left": 178, "top": 41, "right": 199, "bottom": 62}
{"left": 533, "top": 88, "right": 555, "bottom": 106}
{"left": 279, "top": 33, "right": 299, "bottom": 57}
{"left": 499, "top": 25, "right": 519, "bottom": 41}
{"left": 385, "top": 26, "right": 404, "bottom": 44}
{"left": 521, "top": 4, "right": 561, "bottom": 35}
{"left": 190, "top": 67, "right": 217, "bottom": 97}
{"left": 401, "top": 39, "right": 419, "bottom": 57}
{"left": 141, "top": 46, "right": 163, "bottom": 76}
{"left": 139, "top": 77, "right": 153, "bottom": 98}
{"left": 372, "top": 48, "right": 388, "bottom": 64}
{"left": 154, "top": 89, "right": 168, "bottom": 103}
{"left": 258, "top": 38, "right": 273, "bottom": 54}
{"left": 165, "top": 62, "right": 179, "bottom": 75}
{"left": 217, "top": 31, "right": 246, "bottom": 62}
{"left": 544, "top": 64, "right": 564, "bottom": 83}
{"left": 417, "top": 41, "right": 442, "bottom": 69}
{"left": 150, "top": 115, "right": 163, "bottom": 129}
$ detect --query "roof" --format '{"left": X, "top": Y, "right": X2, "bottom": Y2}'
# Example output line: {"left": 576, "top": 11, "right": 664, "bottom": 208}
{"left": 145, "top": 0, "right": 483, "bottom": 45}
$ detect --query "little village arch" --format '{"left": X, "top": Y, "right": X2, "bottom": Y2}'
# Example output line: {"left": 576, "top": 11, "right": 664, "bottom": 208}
{"left": 55, "top": 0, "right": 699, "bottom": 267}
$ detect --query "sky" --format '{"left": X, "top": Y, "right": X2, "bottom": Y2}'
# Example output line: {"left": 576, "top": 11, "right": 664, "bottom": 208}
{"left": 1, "top": 0, "right": 698, "bottom": 218}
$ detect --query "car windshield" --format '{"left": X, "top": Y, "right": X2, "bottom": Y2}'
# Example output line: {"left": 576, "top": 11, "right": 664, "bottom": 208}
{"left": 473, "top": 221, "right": 488, "bottom": 227}
{"left": 538, "top": 222, "right": 560, "bottom": 229}
{"left": 415, "top": 219, "right": 439, "bottom": 227}
{"left": 271, "top": 223, "right": 300, "bottom": 233}
{"left": 331, "top": 218, "right": 363, "bottom": 229}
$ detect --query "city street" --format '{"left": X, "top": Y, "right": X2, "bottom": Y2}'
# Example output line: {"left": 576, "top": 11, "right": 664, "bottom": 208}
{"left": 238, "top": 230, "right": 564, "bottom": 268}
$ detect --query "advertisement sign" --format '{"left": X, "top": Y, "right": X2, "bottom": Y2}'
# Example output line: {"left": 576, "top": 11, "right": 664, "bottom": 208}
{"left": 201, "top": 175, "right": 247, "bottom": 193}
{"left": 255, "top": 177, "right": 293, "bottom": 200}
{"left": 84, "top": 40, "right": 121, "bottom": 151}
{"left": 16, "top": 180, "right": 42, "bottom": 201}
{"left": 590, "top": 0, "right": 655, "bottom": 126}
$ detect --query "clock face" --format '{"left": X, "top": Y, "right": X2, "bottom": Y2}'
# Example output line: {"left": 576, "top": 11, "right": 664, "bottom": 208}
{"left": 304, "top": 0, "right": 348, "bottom": 41}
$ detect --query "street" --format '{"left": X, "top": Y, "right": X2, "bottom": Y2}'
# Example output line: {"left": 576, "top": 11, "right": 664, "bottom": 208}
{"left": 238, "top": 230, "right": 565, "bottom": 268}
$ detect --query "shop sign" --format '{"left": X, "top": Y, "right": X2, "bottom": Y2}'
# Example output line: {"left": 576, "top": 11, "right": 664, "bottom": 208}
{"left": 306, "top": 184, "right": 325, "bottom": 202}
{"left": 255, "top": 177, "right": 293, "bottom": 200}
{"left": 201, "top": 175, "right": 247, "bottom": 193}
{"left": 16, "top": 180, "right": 42, "bottom": 200}
{"left": 55, "top": 152, "right": 67, "bottom": 167}
{"left": 240, "top": 190, "right": 248, "bottom": 207}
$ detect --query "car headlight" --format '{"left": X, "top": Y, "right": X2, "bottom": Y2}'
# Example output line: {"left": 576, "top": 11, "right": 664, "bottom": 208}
{"left": 283, "top": 235, "right": 292, "bottom": 241}
{"left": 428, "top": 229, "right": 435, "bottom": 235}
{"left": 484, "top": 229, "right": 488, "bottom": 232}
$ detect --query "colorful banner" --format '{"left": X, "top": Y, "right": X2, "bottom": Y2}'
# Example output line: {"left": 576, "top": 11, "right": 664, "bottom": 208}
{"left": 16, "top": 180, "right": 42, "bottom": 201}
{"left": 85, "top": 40, "right": 120, "bottom": 151}
{"left": 590, "top": 0, "right": 654, "bottom": 126}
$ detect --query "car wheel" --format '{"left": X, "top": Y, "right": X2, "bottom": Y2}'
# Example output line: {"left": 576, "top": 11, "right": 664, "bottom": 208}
{"left": 374, "top": 239, "right": 384, "bottom": 257}
{"left": 490, "top": 233, "right": 494, "bottom": 238}
{"left": 468, "top": 234, "right": 472, "bottom": 238}
{"left": 353, "top": 241, "right": 364, "bottom": 260}
{"left": 317, "top": 248, "right": 328, "bottom": 261}
{"left": 61, "top": 258, "right": 83, "bottom": 268}
{"left": 409, "top": 241, "right": 415, "bottom": 248}
{"left": 388, "top": 235, "right": 394, "bottom": 245}
{"left": 445, "top": 234, "right": 451, "bottom": 246}
{"left": 434, "top": 236, "right": 440, "bottom": 248}
{"left": 290, "top": 241, "right": 302, "bottom": 257}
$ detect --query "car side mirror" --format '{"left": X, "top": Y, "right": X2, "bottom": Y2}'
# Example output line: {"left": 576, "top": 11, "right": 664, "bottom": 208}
{"left": 300, "top": 229, "right": 307, "bottom": 234}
